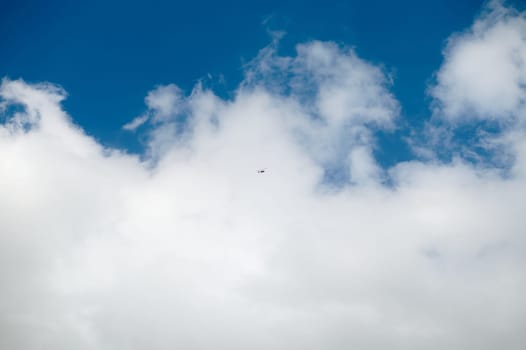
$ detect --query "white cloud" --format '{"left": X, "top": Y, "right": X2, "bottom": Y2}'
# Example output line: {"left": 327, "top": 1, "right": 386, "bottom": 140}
{"left": 1, "top": 5, "right": 526, "bottom": 349}
{"left": 417, "top": 0, "right": 526, "bottom": 166}
{"left": 122, "top": 114, "right": 148, "bottom": 131}
{"left": 431, "top": 0, "right": 526, "bottom": 124}
{"left": 145, "top": 84, "right": 185, "bottom": 121}
{"left": 122, "top": 84, "right": 186, "bottom": 133}
{"left": 244, "top": 40, "right": 399, "bottom": 129}
{"left": 200, "top": 40, "right": 399, "bottom": 177}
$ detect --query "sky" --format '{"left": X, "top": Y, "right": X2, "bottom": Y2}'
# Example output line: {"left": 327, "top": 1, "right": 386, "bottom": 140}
{"left": 1, "top": 0, "right": 526, "bottom": 349}
{"left": 1, "top": 0, "right": 499, "bottom": 160}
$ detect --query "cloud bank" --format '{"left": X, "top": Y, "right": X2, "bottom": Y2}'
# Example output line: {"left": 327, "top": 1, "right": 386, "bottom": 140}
{"left": 1, "top": 2, "right": 525, "bottom": 349}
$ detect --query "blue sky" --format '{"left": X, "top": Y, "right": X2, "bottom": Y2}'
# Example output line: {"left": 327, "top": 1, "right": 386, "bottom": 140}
{"left": 2, "top": 0, "right": 511, "bottom": 160}
{"left": 2, "top": 1, "right": 526, "bottom": 349}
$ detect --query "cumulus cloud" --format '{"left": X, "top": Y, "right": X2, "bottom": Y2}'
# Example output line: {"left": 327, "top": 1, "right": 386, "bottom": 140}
{"left": 1, "top": 3, "right": 526, "bottom": 350}
{"left": 420, "top": 0, "right": 526, "bottom": 167}
{"left": 145, "top": 84, "right": 185, "bottom": 120}
{"left": 431, "top": 0, "right": 526, "bottom": 124}
{"left": 244, "top": 40, "right": 399, "bottom": 128}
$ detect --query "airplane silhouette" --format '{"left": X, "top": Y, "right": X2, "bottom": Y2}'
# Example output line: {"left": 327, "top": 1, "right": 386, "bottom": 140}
{"left": 257, "top": 169, "right": 266, "bottom": 174}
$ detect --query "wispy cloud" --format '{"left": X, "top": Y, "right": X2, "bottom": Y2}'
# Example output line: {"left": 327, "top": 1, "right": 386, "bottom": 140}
{"left": 122, "top": 114, "right": 148, "bottom": 131}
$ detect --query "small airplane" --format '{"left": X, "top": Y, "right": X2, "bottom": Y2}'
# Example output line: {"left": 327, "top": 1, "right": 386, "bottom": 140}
{"left": 257, "top": 168, "right": 266, "bottom": 174}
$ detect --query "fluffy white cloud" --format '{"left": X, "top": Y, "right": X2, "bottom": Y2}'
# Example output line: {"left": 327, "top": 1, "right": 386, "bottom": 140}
{"left": 146, "top": 84, "right": 185, "bottom": 121}
{"left": 1, "top": 4, "right": 526, "bottom": 349}
{"left": 431, "top": 0, "right": 526, "bottom": 124}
